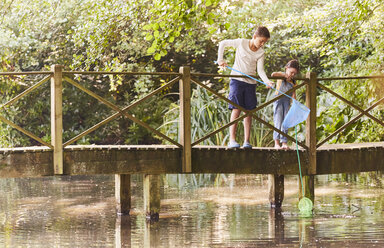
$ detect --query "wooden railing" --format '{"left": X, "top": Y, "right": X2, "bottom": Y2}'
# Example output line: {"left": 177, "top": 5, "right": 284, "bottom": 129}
{"left": 1, "top": 65, "right": 383, "bottom": 176}
{"left": 316, "top": 76, "right": 384, "bottom": 148}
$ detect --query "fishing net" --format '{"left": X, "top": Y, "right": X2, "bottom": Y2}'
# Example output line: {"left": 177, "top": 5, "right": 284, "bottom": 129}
{"left": 298, "top": 196, "right": 313, "bottom": 213}
{"left": 282, "top": 99, "right": 310, "bottom": 129}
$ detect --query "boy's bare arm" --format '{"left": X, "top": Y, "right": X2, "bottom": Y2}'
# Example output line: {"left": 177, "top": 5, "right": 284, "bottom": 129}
{"left": 257, "top": 56, "right": 274, "bottom": 88}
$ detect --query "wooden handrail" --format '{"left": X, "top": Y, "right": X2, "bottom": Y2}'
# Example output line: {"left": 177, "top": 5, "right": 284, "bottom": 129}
{"left": 1, "top": 70, "right": 381, "bottom": 80}
{"left": 317, "top": 83, "right": 384, "bottom": 127}
{"left": 0, "top": 73, "right": 52, "bottom": 148}
{"left": 0, "top": 76, "right": 51, "bottom": 110}
{"left": 317, "top": 96, "right": 384, "bottom": 148}
{"left": 63, "top": 77, "right": 182, "bottom": 148}
{"left": 0, "top": 72, "right": 53, "bottom": 75}
{"left": 190, "top": 72, "right": 308, "bottom": 81}
{"left": 318, "top": 75, "right": 384, "bottom": 81}
{"left": 0, "top": 115, "right": 53, "bottom": 148}
{"left": 62, "top": 76, "right": 181, "bottom": 147}
{"left": 63, "top": 71, "right": 181, "bottom": 76}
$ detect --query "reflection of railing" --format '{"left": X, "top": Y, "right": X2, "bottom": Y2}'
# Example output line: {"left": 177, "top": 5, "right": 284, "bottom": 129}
{"left": 1, "top": 65, "right": 384, "bottom": 176}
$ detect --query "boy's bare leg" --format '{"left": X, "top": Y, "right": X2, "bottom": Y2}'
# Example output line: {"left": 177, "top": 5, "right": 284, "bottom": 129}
{"left": 230, "top": 109, "right": 241, "bottom": 142}
{"left": 243, "top": 115, "right": 252, "bottom": 143}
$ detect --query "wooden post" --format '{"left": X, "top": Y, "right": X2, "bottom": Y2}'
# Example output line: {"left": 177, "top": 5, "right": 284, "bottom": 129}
{"left": 179, "top": 66, "right": 192, "bottom": 173}
{"left": 299, "top": 175, "right": 315, "bottom": 203}
{"left": 302, "top": 72, "right": 317, "bottom": 202}
{"left": 305, "top": 71, "right": 317, "bottom": 175}
{"left": 115, "top": 174, "right": 131, "bottom": 215}
{"left": 143, "top": 174, "right": 161, "bottom": 220}
{"left": 268, "top": 174, "right": 284, "bottom": 208}
{"left": 51, "top": 64, "right": 63, "bottom": 175}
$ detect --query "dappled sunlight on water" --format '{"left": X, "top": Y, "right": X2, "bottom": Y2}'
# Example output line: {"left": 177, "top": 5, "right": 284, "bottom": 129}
{"left": 0, "top": 174, "right": 384, "bottom": 247}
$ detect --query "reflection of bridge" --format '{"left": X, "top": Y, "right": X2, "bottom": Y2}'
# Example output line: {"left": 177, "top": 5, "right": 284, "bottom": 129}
{"left": 116, "top": 208, "right": 384, "bottom": 247}
{"left": 1, "top": 66, "right": 384, "bottom": 217}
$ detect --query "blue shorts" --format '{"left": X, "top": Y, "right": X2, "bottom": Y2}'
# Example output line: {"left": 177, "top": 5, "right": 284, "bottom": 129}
{"left": 228, "top": 79, "right": 257, "bottom": 110}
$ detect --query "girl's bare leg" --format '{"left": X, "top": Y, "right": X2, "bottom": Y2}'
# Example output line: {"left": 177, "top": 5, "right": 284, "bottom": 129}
{"left": 281, "top": 142, "right": 289, "bottom": 150}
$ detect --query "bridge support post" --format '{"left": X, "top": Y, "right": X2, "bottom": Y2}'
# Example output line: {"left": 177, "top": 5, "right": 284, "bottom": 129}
{"left": 179, "top": 66, "right": 192, "bottom": 173}
{"left": 144, "top": 174, "right": 161, "bottom": 221}
{"left": 299, "top": 175, "right": 315, "bottom": 203}
{"left": 268, "top": 174, "right": 284, "bottom": 208}
{"left": 51, "top": 64, "right": 63, "bottom": 175}
{"left": 306, "top": 71, "right": 317, "bottom": 175}
{"left": 300, "top": 72, "right": 317, "bottom": 203}
{"left": 115, "top": 174, "right": 131, "bottom": 215}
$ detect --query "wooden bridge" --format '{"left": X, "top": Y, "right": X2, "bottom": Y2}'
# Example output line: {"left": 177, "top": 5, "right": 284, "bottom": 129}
{"left": 1, "top": 65, "right": 383, "bottom": 217}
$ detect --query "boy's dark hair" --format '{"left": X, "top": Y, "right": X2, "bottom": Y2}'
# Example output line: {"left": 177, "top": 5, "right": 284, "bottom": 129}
{"left": 254, "top": 26, "right": 270, "bottom": 38}
{"left": 285, "top": 59, "right": 300, "bottom": 71}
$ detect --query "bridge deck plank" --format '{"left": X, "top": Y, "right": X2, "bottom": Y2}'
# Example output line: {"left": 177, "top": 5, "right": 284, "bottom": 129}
{"left": 0, "top": 142, "right": 383, "bottom": 178}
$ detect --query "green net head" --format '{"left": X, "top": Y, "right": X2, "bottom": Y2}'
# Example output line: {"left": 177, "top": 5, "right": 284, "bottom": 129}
{"left": 298, "top": 197, "right": 313, "bottom": 213}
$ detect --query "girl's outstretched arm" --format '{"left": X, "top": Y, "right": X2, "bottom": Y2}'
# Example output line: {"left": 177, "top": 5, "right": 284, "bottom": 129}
{"left": 271, "top": 71, "right": 285, "bottom": 77}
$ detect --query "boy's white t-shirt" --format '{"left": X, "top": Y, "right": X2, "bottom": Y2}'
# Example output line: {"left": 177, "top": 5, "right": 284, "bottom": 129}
{"left": 217, "top": 38, "right": 271, "bottom": 85}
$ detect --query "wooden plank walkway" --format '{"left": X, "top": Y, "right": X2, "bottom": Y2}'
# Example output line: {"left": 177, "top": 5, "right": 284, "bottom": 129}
{"left": 1, "top": 142, "right": 383, "bottom": 178}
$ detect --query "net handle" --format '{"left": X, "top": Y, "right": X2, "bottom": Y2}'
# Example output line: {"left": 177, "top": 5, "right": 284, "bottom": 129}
{"left": 215, "top": 61, "right": 296, "bottom": 101}
{"left": 296, "top": 126, "right": 305, "bottom": 196}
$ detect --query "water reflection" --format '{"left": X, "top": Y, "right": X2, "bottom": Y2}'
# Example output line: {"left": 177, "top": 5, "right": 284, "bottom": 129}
{"left": 1, "top": 174, "right": 384, "bottom": 247}
{"left": 268, "top": 208, "right": 285, "bottom": 242}
{"left": 115, "top": 215, "right": 130, "bottom": 247}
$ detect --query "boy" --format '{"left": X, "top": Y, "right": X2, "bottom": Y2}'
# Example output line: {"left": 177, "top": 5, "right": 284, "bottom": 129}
{"left": 217, "top": 26, "right": 273, "bottom": 148}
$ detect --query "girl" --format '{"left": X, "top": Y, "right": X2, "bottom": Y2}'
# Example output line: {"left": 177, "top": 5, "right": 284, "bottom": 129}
{"left": 271, "top": 59, "right": 300, "bottom": 149}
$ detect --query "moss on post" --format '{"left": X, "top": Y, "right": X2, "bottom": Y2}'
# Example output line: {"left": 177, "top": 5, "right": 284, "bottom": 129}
{"left": 115, "top": 174, "right": 131, "bottom": 215}
{"left": 144, "top": 174, "right": 161, "bottom": 221}
{"left": 268, "top": 174, "right": 284, "bottom": 208}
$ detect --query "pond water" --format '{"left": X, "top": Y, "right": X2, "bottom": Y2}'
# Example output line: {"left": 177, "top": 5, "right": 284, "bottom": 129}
{"left": 1, "top": 173, "right": 384, "bottom": 247}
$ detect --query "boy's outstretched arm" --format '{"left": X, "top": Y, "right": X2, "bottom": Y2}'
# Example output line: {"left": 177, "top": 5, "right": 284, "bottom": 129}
{"left": 217, "top": 40, "right": 238, "bottom": 67}
{"left": 257, "top": 56, "right": 274, "bottom": 88}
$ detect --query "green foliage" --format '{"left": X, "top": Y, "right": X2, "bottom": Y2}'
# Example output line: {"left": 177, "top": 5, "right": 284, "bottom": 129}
{"left": 142, "top": 0, "right": 221, "bottom": 60}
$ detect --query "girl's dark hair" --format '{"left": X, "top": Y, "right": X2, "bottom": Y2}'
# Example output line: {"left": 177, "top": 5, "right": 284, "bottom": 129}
{"left": 254, "top": 26, "right": 270, "bottom": 38}
{"left": 285, "top": 59, "right": 300, "bottom": 71}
